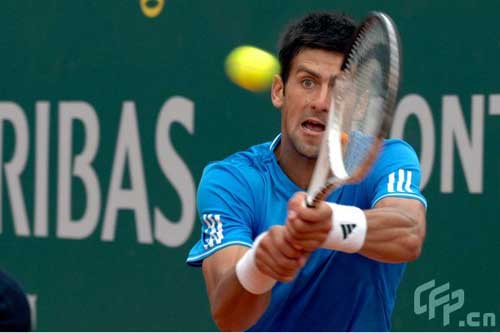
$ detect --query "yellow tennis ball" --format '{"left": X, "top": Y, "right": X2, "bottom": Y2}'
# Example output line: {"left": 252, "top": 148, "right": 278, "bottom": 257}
{"left": 225, "top": 45, "right": 280, "bottom": 92}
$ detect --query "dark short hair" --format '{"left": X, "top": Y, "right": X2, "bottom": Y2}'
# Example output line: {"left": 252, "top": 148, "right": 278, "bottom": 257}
{"left": 278, "top": 12, "right": 357, "bottom": 84}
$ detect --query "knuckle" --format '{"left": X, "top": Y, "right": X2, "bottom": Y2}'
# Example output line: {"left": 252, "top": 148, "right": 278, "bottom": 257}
{"left": 286, "top": 218, "right": 297, "bottom": 230}
{"left": 276, "top": 258, "right": 292, "bottom": 270}
{"left": 321, "top": 222, "right": 332, "bottom": 233}
{"left": 277, "top": 274, "right": 291, "bottom": 282}
{"left": 293, "top": 220, "right": 307, "bottom": 233}
{"left": 304, "top": 243, "right": 315, "bottom": 251}
{"left": 286, "top": 226, "right": 299, "bottom": 239}
{"left": 254, "top": 258, "right": 263, "bottom": 269}
{"left": 255, "top": 260, "right": 267, "bottom": 273}
{"left": 286, "top": 246, "right": 300, "bottom": 259}
{"left": 268, "top": 225, "right": 280, "bottom": 235}
{"left": 288, "top": 195, "right": 299, "bottom": 208}
{"left": 303, "top": 240, "right": 321, "bottom": 251}
{"left": 254, "top": 248, "right": 264, "bottom": 260}
{"left": 257, "top": 239, "right": 269, "bottom": 253}
{"left": 275, "top": 268, "right": 290, "bottom": 280}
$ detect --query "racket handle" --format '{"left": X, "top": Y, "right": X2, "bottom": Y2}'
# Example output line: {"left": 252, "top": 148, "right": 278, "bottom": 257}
{"left": 305, "top": 196, "right": 316, "bottom": 208}
{"left": 306, "top": 182, "right": 335, "bottom": 208}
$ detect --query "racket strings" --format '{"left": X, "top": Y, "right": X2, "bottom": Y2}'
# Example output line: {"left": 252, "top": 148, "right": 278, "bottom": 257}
{"left": 306, "top": 12, "right": 401, "bottom": 206}
{"left": 340, "top": 20, "right": 392, "bottom": 176}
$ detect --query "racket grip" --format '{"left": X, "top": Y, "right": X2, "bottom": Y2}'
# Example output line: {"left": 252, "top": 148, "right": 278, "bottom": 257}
{"left": 305, "top": 196, "right": 316, "bottom": 208}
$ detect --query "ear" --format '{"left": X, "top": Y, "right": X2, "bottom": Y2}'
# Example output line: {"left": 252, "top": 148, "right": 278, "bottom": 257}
{"left": 271, "top": 74, "right": 284, "bottom": 108}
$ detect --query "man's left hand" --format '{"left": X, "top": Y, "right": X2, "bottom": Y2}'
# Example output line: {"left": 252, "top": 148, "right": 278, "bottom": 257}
{"left": 285, "top": 192, "right": 332, "bottom": 252}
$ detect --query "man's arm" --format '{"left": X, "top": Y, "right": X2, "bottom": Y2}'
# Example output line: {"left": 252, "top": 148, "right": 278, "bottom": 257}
{"left": 359, "top": 196, "right": 426, "bottom": 263}
{"left": 286, "top": 193, "right": 426, "bottom": 263}
{"left": 202, "top": 226, "right": 306, "bottom": 331}
{"left": 202, "top": 246, "right": 270, "bottom": 332}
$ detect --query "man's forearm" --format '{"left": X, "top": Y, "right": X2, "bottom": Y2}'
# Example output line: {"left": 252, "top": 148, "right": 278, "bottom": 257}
{"left": 209, "top": 268, "right": 270, "bottom": 331}
{"left": 359, "top": 207, "right": 425, "bottom": 263}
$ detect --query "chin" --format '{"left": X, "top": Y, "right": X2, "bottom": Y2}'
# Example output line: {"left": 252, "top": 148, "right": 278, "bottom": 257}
{"left": 285, "top": 131, "right": 320, "bottom": 159}
{"left": 295, "top": 142, "right": 319, "bottom": 159}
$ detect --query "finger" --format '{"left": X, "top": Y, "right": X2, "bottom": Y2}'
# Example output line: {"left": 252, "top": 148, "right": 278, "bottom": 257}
{"left": 288, "top": 192, "right": 332, "bottom": 223}
{"left": 296, "top": 201, "right": 332, "bottom": 223}
{"left": 284, "top": 233, "right": 321, "bottom": 253}
{"left": 256, "top": 232, "right": 312, "bottom": 279}
{"left": 258, "top": 229, "right": 304, "bottom": 271}
{"left": 268, "top": 226, "right": 304, "bottom": 259}
{"left": 265, "top": 248, "right": 302, "bottom": 273}
{"left": 286, "top": 228, "right": 329, "bottom": 244}
{"left": 286, "top": 219, "right": 330, "bottom": 252}
{"left": 288, "top": 192, "right": 308, "bottom": 213}
{"left": 284, "top": 211, "right": 305, "bottom": 251}
{"left": 298, "top": 254, "right": 309, "bottom": 268}
{"left": 255, "top": 256, "right": 291, "bottom": 281}
{"left": 287, "top": 238, "right": 325, "bottom": 252}
{"left": 255, "top": 249, "right": 299, "bottom": 282}
{"left": 287, "top": 215, "right": 331, "bottom": 236}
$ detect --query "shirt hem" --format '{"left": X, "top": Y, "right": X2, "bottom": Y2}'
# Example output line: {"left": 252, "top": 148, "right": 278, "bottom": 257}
{"left": 371, "top": 193, "right": 428, "bottom": 208}
{"left": 186, "top": 240, "right": 253, "bottom": 266}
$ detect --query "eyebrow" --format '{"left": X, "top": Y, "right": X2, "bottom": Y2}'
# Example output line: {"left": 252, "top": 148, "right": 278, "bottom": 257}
{"left": 295, "top": 65, "right": 337, "bottom": 85}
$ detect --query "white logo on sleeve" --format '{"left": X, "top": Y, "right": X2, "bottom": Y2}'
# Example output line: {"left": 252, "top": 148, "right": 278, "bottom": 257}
{"left": 387, "top": 169, "right": 414, "bottom": 193}
{"left": 202, "top": 214, "right": 224, "bottom": 250}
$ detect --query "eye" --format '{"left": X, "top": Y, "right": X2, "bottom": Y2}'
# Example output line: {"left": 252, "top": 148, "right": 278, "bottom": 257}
{"left": 301, "top": 79, "right": 315, "bottom": 89}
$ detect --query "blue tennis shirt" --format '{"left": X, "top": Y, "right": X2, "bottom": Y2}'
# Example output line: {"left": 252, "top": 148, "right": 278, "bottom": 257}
{"left": 187, "top": 134, "right": 427, "bottom": 331}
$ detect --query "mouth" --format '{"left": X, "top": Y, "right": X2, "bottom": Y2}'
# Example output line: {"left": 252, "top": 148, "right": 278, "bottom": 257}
{"left": 301, "top": 118, "right": 326, "bottom": 134}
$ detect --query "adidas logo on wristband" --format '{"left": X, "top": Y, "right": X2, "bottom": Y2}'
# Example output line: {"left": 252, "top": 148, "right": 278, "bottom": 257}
{"left": 341, "top": 224, "right": 357, "bottom": 239}
{"left": 323, "top": 203, "right": 367, "bottom": 253}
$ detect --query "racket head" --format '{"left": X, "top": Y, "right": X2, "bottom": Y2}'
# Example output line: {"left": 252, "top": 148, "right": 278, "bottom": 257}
{"left": 306, "top": 12, "right": 401, "bottom": 207}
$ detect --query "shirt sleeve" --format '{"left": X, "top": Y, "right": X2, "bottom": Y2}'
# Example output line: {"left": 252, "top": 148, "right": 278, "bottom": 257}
{"left": 365, "top": 139, "right": 428, "bottom": 208}
{"left": 186, "top": 162, "right": 256, "bottom": 267}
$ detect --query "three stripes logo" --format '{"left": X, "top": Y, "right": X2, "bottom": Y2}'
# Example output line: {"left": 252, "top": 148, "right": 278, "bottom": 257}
{"left": 202, "top": 214, "right": 224, "bottom": 250}
{"left": 388, "top": 169, "right": 414, "bottom": 193}
{"left": 341, "top": 224, "right": 356, "bottom": 239}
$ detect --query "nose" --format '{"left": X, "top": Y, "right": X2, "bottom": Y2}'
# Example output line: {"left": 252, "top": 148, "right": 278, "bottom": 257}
{"left": 310, "top": 84, "right": 331, "bottom": 112}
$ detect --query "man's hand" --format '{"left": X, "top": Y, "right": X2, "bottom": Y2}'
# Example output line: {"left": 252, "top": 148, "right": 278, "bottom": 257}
{"left": 254, "top": 225, "right": 308, "bottom": 282}
{"left": 285, "top": 192, "right": 333, "bottom": 252}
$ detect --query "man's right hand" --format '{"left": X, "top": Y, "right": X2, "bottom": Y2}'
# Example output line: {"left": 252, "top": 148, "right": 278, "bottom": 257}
{"left": 254, "top": 225, "right": 309, "bottom": 282}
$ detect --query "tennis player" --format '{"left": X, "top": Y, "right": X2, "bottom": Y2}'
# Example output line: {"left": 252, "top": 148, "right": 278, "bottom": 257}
{"left": 187, "top": 12, "right": 427, "bottom": 331}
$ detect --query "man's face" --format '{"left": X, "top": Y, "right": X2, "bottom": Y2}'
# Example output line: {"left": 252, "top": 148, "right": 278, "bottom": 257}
{"left": 272, "top": 48, "right": 344, "bottom": 159}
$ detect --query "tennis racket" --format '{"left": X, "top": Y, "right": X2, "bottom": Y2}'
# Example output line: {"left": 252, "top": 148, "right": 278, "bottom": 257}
{"left": 306, "top": 11, "right": 401, "bottom": 207}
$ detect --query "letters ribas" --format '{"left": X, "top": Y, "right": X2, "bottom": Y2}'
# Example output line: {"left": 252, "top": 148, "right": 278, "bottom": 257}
{"left": 0, "top": 97, "right": 196, "bottom": 247}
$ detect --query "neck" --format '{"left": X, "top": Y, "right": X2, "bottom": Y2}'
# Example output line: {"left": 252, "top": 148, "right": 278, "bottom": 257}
{"left": 274, "top": 140, "right": 317, "bottom": 190}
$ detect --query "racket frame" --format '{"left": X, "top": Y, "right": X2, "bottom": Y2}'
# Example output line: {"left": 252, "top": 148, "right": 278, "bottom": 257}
{"left": 305, "top": 12, "right": 401, "bottom": 207}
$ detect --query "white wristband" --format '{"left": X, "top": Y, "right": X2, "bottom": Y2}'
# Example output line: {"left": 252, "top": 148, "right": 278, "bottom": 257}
{"left": 235, "top": 232, "right": 276, "bottom": 294}
{"left": 323, "top": 203, "right": 367, "bottom": 253}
